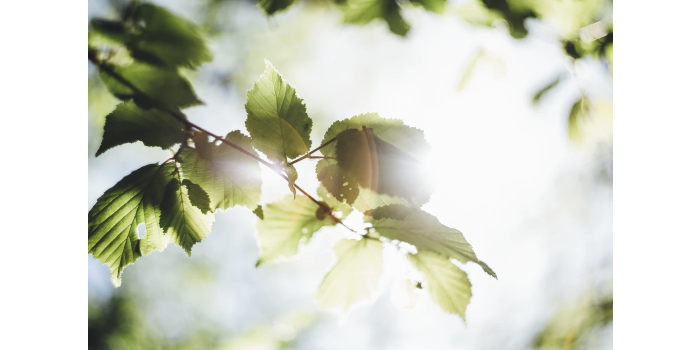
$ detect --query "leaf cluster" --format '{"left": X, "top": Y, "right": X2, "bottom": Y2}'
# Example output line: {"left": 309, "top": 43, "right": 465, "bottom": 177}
{"left": 89, "top": 1, "right": 495, "bottom": 322}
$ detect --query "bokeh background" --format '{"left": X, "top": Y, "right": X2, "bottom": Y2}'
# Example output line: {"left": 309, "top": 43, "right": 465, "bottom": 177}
{"left": 88, "top": 0, "right": 613, "bottom": 349}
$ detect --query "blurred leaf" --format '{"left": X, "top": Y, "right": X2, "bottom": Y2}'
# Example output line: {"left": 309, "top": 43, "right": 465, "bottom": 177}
{"left": 316, "top": 238, "right": 384, "bottom": 312}
{"left": 179, "top": 131, "right": 263, "bottom": 211}
{"left": 341, "top": 0, "right": 410, "bottom": 36}
{"left": 245, "top": 61, "right": 313, "bottom": 162}
{"left": 128, "top": 4, "right": 213, "bottom": 69}
{"left": 258, "top": 0, "right": 296, "bottom": 15}
{"left": 568, "top": 97, "right": 590, "bottom": 144}
{"left": 88, "top": 162, "right": 175, "bottom": 286}
{"left": 458, "top": 50, "right": 485, "bottom": 90}
{"left": 96, "top": 61, "right": 201, "bottom": 109}
{"left": 96, "top": 101, "right": 187, "bottom": 156}
{"left": 481, "top": 0, "right": 537, "bottom": 38}
{"left": 318, "top": 113, "right": 431, "bottom": 209}
{"left": 532, "top": 76, "right": 562, "bottom": 105}
{"left": 408, "top": 251, "right": 472, "bottom": 320}
{"left": 159, "top": 178, "right": 215, "bottom": 256}
{"left": 371, "top": 207, "right": 497, "bottom": 278}
{"left": 458, "top": 0, "right": 501, "bottom": 27}
{"left": 90, "top": 3, "right": 212, "bottom": 69}
{"left": 409, "top": 0, "right": 447, "bottom": 13}
{"left": 255, "top": 195, "right": 338, "bottom": 265}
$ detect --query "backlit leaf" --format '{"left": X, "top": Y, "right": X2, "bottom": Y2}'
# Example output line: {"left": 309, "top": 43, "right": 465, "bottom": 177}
{"left": 371, "top": 208, "right": 497, "bottom": 278}
{"left": 88, "top": 162, "right": 175, "bottom": 286}
{"left": 408, "top": 251, "right": 472, "bottom": 320}
{"left": 179, "top": 131, "right": 262, "bottom": 211}
{"left": 255, "top": 195, "right": 337, "bottom": 265}
{"left": 159, "top": 178, "right": 215, "bottom": 255}
{"left": 96, "top": 101, "right": 187, "bottom": 156}
{"left": 245, "top": 61, "right": 312, "bottom": 162}
{"left": 316, "top": 238, "right": 384, "bottom": 312}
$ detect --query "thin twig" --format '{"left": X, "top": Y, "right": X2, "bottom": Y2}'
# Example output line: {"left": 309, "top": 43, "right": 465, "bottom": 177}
{"left": 287, "top": 137, "right": 337, "bottom": 165}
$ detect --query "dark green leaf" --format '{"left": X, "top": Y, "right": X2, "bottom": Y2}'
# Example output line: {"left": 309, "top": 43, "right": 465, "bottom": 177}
{"left": 98, "top": 61, "right": 200, "bottom": 109}
{"left": 258, "top": 0, "right": 296, "bottom": 15}
{"left": 96, "top": 101, "right": 187, "bottom": 156}
{"left": 409, "top": 0, "right": 447, "bottom": 13}
{"left": 253, "top": 205, "right": 265, "bottom": 220}
{"left": 245, "top": 61, "right": 312, "bottom": 162}
{"left": 182, "top": 179, "right": 212, "bottom": 214}
{"left": 179, "top": 131, "right": 263, "bottom": 211}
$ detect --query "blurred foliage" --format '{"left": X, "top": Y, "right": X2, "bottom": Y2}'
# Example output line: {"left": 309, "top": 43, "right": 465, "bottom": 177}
{"left": 533, "top": 289, "right": 613, "bottom": 350}
{"left": 88, "top": 293, "right": 317, "bottom": 350}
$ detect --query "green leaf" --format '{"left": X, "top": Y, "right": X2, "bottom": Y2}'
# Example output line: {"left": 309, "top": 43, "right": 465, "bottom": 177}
{"left": 532, "top": 76, "right": 562, "bottom": 105}
{"left": 408, "top": 251, "right": 472, "bottom": 320}
{"left": 96, "top": 101, "right": 187, "bottom": 156}
{"left": 159, "top": 179, "right": 215, "bottom": 255}
{"left": 284, "top": 164, "right": 298, "bottom": 198}
{"left": 317, "top": 184, "right": 354, "bottom": 218}
{"left": 316, "top": 238, "right": 384, "bottom": 312}
{"left": 97, "top": 61, "right": 200, "bottom": 109}
{"left": 245, "top": 61, "right": 312, "bottom": 162}
{"left": 409, "top": 0, "right": 447, "bottom": 13}
{"left": 568, "top": 97, "right": 590, "bottom": 143}
{"left": 255, "top": 195, "right": 337, "bottom": 265}
{"left": 182, "top": 179, "right": 212, "bottom": 214}
{"left": 127, "top": 4, "right": 213, "bottom": 69}
{"left": 179, "top": 130, "right": 262, "bottom": 211}
{"left": 371, "top": 208, "right": 497, "bottom": 278}
{"left": 458, "top": 50, "right": 485, "bottom": 91}
{"left": 318, "top": 113, "right": 431, "bottom": 209}
{"left": 365, "top": 203, "right": 416, "bottom": 221}
{"left": 88, "top": 163, "right": 175, "bottom": 286}
{"left": 258, "top": 0, "right": 295, "bottom": 15}
{"left": 341, "top": 0, "right": 410, "bottom": 36}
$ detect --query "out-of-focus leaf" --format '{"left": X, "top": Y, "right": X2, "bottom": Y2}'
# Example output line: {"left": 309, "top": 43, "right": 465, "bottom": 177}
{"left": 409, "top": 0, "right": 447, "bottom": 13}
{"left": 88, "top": 162, "right": 175, "bottom": 286}
{"left": 255, "top": 195, "right": 337, "bottom": 265}
{"left": 97, "top": 61, "right": 200, "bottom": 109}
{"left": 96, "top": 101, "right": 187, "bottom": 156}
{"left": 458, "top": 50, "right": 485, "bottom": 90}
{"left": 179, "top": 131, "right": 262, "bottom": 211}
{"left": 316, "top": 238, "right": 384, "bottom": 312}
{"left": 371, "top": 207, "right": 497, "bottom": 278}
{"left": 568, "top": 97, "right": 590, "bottom": 144}
{"left": 258, "top": 0, "right": 296, "bottom": 15}
{"left": 481, "top": 0, "right": 537, "bottom": 38}
{"left": 128, "top": 4, "right": 213, "bottom": 68}
{"left": 341, "top": 0, "right": 410, "bottom": 36}
{"left": 159, "top": 178, "right": 215, "bottom": 255}
{"left": 245, "top": 61, "right": 312, "bottom": 162}
{"left": 458, "top": 0, "right": 501, "bottom": 27}
{"left": 409, "top": 251, "right": 472, "bottom": 320}
{"left": 532, "top": 76, "right": 562, "bottom": 105}
{"left": 318, "top": 113, "right": 431, "bottom": 209}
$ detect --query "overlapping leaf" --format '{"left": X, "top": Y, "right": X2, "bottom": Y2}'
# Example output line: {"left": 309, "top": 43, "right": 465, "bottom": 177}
{"left": 408, "top": 251, "right": 472, "bottom": 320}
{"left": 316, "top": 238, "right": 384, "bottom": 312}
{"left": 88, "top": 162, "right": 175, "bottom": 286}
{"left": 255, "top": 195, "right": 342, "bottom": 265}
{"left": 90, "top": 3, "right": 212, "bottom": 69}
{"left": 317, "top": 113, "right": 431, "bottom": 210}
{"left": 245, "top": 61, "right": 312, "bottom": 162}
{"left": 96, "top": 101, "right": 187, "bottom": 156}
{"left": 159, "top": 179, "right": 215, "bottom": 255}
{"left": 97, "top": 61, "right": 200, "bottom": 109}
{"left": 370, "top": 206, "right": 497, "bottom": 278}
{"left": 179, "top": 131, "right": 262, "bottom": 211}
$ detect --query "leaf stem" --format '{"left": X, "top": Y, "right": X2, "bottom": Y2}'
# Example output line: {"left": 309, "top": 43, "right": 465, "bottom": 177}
{"left": 287, "top": 137, "right": 337, "bottom": 165}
